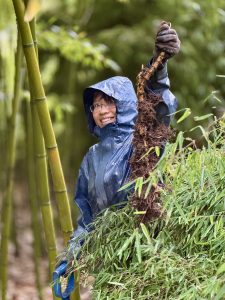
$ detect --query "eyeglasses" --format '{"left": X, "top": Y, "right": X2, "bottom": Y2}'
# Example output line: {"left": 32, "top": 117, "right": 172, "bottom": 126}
{"left": 90, "top": 103, "right": 116, "bottom": 113}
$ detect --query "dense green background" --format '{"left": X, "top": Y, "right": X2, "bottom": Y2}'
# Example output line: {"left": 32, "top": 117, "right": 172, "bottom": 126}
{"left": 0, "top": 1, "right": 224, "bottom": 297}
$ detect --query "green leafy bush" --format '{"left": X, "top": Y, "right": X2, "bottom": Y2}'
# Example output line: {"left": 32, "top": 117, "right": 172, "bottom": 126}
{"left": 73, "top": 119, "right": 225, "bottom": 299}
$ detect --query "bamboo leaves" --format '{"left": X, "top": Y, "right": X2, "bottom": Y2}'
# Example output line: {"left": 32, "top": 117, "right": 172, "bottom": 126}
{"left": 194, "top": 113, "right": 213, "bottom": 121}
{"left": 217, "top": 263, "right": 225, "bottom": 275}
{"left": 176, "top": 108, "right": 191, "bottom": 124}
{"left": 134, "top": 176, "right": 143, "bottom": 197}
{"left": 135, "top": 229, "right": 142, "bottom": 263}
{"left": 24, "top": 0, "right": 41, "bottom": 22}
{"left": 117, "top": 232, "right": 135, "bottom": 260}
{"left": 140, "top": 223, "right": 151, "bottom": 245}
{"left": 38, "top": 25, "right": 121, "bottom": 71}
{"left": 74, "top": 121, "right": 225, "bottom": 299}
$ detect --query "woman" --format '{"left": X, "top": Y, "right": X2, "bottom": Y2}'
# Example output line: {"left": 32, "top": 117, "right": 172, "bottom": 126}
{"left": 53, "top": 21, "right": 180, "bottom": 299}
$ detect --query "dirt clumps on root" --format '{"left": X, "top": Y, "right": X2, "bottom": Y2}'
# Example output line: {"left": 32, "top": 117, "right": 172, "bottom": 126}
{"left": 130, "top": 63, "right": 172, "bottom": 223}
{"left": 130, "top": 94, "right": 170, "bottom": 178}
{"left": 131, "top": 184, "right": 163, "bottom": 223}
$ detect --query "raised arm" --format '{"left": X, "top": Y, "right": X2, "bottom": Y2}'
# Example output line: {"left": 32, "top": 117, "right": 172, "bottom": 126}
{"left": 145, "top": 21, "right": 180, "bottom": 125}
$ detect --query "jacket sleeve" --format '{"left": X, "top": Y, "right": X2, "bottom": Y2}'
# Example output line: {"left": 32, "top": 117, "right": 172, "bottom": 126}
{"left": 145, "top": 59, "right": 178, "bottom": 126}
{"left": 67, "top": 154, "right": 93, "bottom": 257}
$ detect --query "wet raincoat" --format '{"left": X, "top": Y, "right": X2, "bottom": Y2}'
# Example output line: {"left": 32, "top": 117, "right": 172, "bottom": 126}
{"left": 71, "top": 61, "right": 177, "bottom": 246}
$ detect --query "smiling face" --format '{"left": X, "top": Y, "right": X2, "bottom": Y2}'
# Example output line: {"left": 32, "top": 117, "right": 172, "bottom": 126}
{"left": 91, "top": 92, "right": 117, "bottom": 128}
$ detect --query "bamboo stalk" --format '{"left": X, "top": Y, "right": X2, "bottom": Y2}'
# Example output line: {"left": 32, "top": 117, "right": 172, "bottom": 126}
{"left": 11, "top": 2, "right": 80, "bottom": 298}
{"left": 28, "top": 19, "right": 59, "bottom": 300}
{"left": 31, "top": 101, "right": 60, "bottom": 297}
{"left": 0, "top": 33, "right": 23, "bottom": 300}
{"left": 30, "top": 102, "right": 58, "bottom": 274}
{"left": 29, "top": 18, "right": 80, "bottom": 300}
{"left": 11, "top": 213, "right": 19, "bottom": 257}
{"left": 11, "top": 0, "right": 73, "bottom": 244}
{"left": 24, "top": 97, "right": 44, "bottom": 300}
{"left": 0, "top": 90, "right": 6, "bottom": 203}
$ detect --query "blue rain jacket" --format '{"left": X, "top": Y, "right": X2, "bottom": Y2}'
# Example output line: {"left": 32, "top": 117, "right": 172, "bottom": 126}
{"left": 71, "top": 61, "right": 177, "bottom": 247}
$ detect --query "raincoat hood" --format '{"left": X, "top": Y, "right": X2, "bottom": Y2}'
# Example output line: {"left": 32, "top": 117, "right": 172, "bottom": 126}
{"left": 83, "top": 76, "right": 138, "bottom": 138}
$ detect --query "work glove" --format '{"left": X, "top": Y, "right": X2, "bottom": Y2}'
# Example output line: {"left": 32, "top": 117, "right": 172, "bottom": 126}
{"left": 52, "top": 225, "right": 86, "bottom": 299}
{"left": 53, "top": 261, "right": 75, "bottom": 300}
{"left": 155, "top": 21, "right": 180, "bottom": 61}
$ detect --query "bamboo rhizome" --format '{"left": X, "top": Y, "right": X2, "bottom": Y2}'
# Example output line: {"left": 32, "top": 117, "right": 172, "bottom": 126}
{"left": 0, "top": 33, "right": 23, "bottom": 300}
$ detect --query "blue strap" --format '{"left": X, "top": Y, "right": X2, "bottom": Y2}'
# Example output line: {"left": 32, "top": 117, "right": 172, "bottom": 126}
{"left": 53, "top": 262, "right": 75, "bottom": 299}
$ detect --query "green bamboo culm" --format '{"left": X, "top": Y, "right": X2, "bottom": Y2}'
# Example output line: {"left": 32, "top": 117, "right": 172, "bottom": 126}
{"left": 12, "top": 2, "right": 80, "bottom": 299}
{"left": 0, "top": 33, "right": 23, "bottom": 300}
{"left": 29, "top": 16, "right": 80, "bottom": 300}
{"left": 11, "top": 0, "right": 73, "bottom": 244}
{"left": 31, "top": 103, "right": 60, "bottom": 300}
{"left": 29, "top": 16, "right": 58, "bottom": 276}
{"left": 28, "top": 19, "right": 59, "bottom": 300}
{"left": 24, "top": 97, "right": 44, "bottom": 300}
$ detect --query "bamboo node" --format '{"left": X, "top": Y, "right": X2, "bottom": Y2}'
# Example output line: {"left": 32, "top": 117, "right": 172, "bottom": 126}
{"left": 31, "top": 97, "right": 46, "bottom": 103}
{"left": 23, "top": 42, "right": 34, "bottom": 48}
{"left": 41, "top": 202, "right": 51, "bottom": 206}
{"left": 46, "top": 144, "right": 58, "bottom": 150}
{"left": 54, "top": 189, "right": 67, "bottom": 193}
{"left": 48, "top": 246, "right": 57, "bottom": 251}
{"left": 64, "top": 230, "right": 74, "bottom": 234}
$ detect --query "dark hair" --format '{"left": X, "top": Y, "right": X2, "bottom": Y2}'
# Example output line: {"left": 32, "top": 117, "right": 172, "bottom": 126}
{"left": 93, "top": 91, "right": 115, "bottom": 104}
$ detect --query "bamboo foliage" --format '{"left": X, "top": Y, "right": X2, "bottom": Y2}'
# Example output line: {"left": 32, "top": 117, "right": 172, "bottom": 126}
{"left": 75, "top": 121, "right": 225, "bottom": 299}
{"left": 0, "top": 34, "right": 23, "bottom": 300}
{"left": 24, "top": 98, "right": 43, "bottom": 300}
{"left": 11, "top": 0, "right": 73, "bottom": 245}
{"left": 24, "top": 0, "right": 41, "bottom": 22}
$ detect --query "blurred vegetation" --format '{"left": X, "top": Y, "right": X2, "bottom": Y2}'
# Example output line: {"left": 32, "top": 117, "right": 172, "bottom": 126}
{"left": 1, "top": 0, "right": 225, "bottom": 196}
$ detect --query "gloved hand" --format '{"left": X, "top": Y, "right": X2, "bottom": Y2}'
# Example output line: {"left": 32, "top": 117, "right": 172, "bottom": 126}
{"left": 53, "top": 261, "right": 75, "bottom": 300}
{"left": 155, "top": 21, "right": 180, "bottom": 60}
